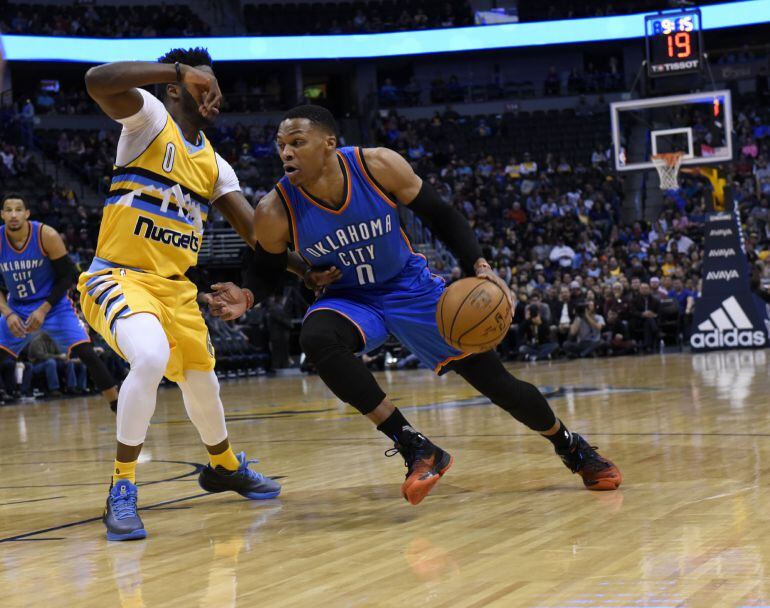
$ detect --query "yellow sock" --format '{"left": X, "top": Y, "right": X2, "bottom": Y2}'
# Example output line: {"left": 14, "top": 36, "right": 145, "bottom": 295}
{"left": 209, "top": 447, "right": 240, "bottom": 471}
{"left": 113, "top": 459, "right": 137, "bottom": 484}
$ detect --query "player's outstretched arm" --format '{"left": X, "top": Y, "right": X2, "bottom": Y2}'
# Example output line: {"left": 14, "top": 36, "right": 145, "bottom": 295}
{"left": 85, "top": 61, "right": 220, "bottom": 121}
{"left": 361, "top": 147, "right": 512, "bottom": 308}
{"left": 208, "top": 191, "right": 341, "bottom": 319}
{"left": 25, "top": 226, "right": 77, "bottom": 332}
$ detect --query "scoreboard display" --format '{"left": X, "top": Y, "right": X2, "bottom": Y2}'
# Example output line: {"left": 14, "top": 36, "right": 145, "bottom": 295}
{"left": 645, "top": 9, "right": 703, "bottom": 77}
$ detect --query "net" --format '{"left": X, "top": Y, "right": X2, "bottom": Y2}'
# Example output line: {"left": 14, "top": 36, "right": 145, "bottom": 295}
{"left": 652, "top": 152, "right": 685, "bottom": 190}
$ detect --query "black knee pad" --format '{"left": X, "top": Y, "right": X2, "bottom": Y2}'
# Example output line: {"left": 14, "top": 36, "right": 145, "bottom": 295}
{"left": 300, "top": 310, "right": 362, "bottom": 364}
{"left": 299, "top": 311, "right": 384, "bottom": 415}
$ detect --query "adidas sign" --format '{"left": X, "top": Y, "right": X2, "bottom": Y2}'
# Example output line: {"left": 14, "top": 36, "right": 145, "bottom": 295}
{"left": 705, "top": 269, "right": 739, "bottom": 281}
{"left": 707, "top": 248, "right": 736, "bottom": 258}
{"left": 690, "top": 296, "right": 767, "bottom": 349}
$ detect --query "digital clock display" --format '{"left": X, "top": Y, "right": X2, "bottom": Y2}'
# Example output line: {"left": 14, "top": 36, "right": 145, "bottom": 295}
{"left": 645, "top": 9, "right": 703, "bottom": 78}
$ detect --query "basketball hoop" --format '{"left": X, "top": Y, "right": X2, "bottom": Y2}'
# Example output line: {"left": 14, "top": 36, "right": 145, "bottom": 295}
{"left": 652, "top": 152, "right": 685, "bottom": 190}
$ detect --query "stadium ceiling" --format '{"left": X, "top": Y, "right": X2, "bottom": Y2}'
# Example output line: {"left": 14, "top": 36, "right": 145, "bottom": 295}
{"left": 3, "top": 0, "right": 769, "bottom": 62}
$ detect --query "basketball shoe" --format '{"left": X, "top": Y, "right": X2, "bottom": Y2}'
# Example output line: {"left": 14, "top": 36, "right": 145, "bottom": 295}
{"left": 104, "top": 479, "right": 147, "bottom": 541}
{"left": 198, "top": 452, "right": 281, "bottom": 499}
{"left": 386, "top": 428, "right": 453, "bottom": 505}
{"left": 556, "top": 433, "right": 622, "bottom": 490}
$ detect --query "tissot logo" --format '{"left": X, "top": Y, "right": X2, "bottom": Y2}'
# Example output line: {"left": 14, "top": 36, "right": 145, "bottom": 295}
{"left": 705, "top": 269, "right": 739, "bottom": 281}
{"left": 708, "top": 213, "right": 733, "bottom": 222}
{"left": 133, "top": 216, "right": 200, "bottom": 252}
{"left": 708, "top": 228, "right": 733, "bottom": 237}
{"left": 690, "top": 295, "right": 767, "bottom": 349}
{"left": 707, "top": 248, "right": 736, "bottom": 258}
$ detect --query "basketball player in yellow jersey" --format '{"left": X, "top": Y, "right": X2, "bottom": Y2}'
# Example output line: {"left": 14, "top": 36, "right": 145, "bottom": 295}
{"left": 80, "top": 48, "right": 280, "bottom": 541}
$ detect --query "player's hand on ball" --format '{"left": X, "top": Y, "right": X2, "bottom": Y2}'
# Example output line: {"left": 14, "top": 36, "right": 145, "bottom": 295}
{"left": 6, "top": 312, "right": 26, "bottom": 338}
{"left": 180, "top": 65, "right": 221, "bottom": 119}
{"left": 24, "top": 305, "right": 50, "bottom": 333}
{"left": 206, "top": 282, "right": 250, "bottom": 321}
{"left": 474, "top": 260, "right": 514, "bottom": 319}
{"left": 303, "top": 266, "right": 343, "bottom": 296}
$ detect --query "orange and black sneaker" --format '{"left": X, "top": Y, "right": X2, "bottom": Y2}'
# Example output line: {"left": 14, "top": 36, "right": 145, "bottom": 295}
{"left": 386, "top": 428, "right": 453, "bottom": 505}
{"left": 557, "top": 433, "right": 622, "bottom": 491}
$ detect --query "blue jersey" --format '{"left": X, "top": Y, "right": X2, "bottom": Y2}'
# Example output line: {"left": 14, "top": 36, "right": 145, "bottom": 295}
{"left": 277, "top": 147, "right": 424, "bottom": 291}
{"left": 0, "top": 221, "right": 57, "bottom": 305}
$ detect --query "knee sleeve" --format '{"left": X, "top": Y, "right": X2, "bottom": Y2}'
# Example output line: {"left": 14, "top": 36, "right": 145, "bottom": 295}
{"left": 300, "top": 311, "right": 385, "bottom": 414}
{"left": 300, "top": 310, "right": 362, "bottom": 364}
{"left": 451, "top": 351, "right": 557, "bottom": 432}
{"left": 114, "top": 313, "right": 171, "bottom": 446}
{"left": 72, "top": 342, "right": 116, "bottom": 392}
{"left": 178, "top": 370, "right": 228, "bottom": 446}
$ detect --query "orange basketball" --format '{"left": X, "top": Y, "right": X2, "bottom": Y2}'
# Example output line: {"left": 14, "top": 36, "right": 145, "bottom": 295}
{"left": 436, "top": 277, "right": 511, "bottom": 353}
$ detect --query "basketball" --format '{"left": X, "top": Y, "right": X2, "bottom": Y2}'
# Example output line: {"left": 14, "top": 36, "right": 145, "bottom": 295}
{"left": 437, "top": 277, "right": 511, "bottom": 353}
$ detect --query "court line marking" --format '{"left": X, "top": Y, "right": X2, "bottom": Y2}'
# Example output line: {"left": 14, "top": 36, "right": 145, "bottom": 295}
{"left": 0, "top": 496, "right": 64, "bottom": 506}
{"left": 0, "top": 459, "right": 204, "bottom": 490}
{"left": 685, "top": 485, "right": 758, "bottom": 504}
{"left": 0, "top": 492, "right": 212, "bottom": 543}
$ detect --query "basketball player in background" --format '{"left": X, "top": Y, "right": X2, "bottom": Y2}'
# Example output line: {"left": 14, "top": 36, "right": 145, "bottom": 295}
{"left": 208, "top": 105, "right": 622, "bottom": 506}
{"left": 0, "top": 194, "right": 119, "bottom": 407}
{"left": 681, "top": 165, "right": 730, "bottom": 211}
{"left": 81, "top": 48, "right": 280, "bottom": 541}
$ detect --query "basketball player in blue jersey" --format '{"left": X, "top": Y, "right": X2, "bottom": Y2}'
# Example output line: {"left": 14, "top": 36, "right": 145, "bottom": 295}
{"left": 210, "top": 105, "right": 622, "bottom": 505}
{"left": 0, "top": 194, "right": 119, "bottom": 407}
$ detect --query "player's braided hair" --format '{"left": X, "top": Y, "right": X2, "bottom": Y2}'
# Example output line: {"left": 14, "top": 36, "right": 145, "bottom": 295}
{"left": 282, "top": 105, "right": 339, "bottom": 141}
{"left": 157, "top": 47, "right": 212, "bottom": 67}
{"left": 156, "top": 47, "right": 213, "bottom": 99}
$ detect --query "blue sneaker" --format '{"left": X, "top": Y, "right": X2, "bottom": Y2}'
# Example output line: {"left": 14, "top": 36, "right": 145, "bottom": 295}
{"left": 198, "top": 452, "right": 281, "bottom": 500}
{"left": 104, "top": 479, "right": 147, "bottom": 541}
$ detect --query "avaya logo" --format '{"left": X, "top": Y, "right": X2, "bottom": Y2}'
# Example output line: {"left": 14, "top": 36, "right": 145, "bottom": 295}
{"left": 705, "top": 270, "right": 739, "bottom": 281}
{"left": 690, "top": 296, "right": 767, "bottom": 349}
{"left": 708, "top": 213, "right": 733, "bottom": 222}
{"left": 708, "top": 228, "right": 733, "bottom": 237}
{"left": 707, "top": 248, "right": 736, "bottom": 258}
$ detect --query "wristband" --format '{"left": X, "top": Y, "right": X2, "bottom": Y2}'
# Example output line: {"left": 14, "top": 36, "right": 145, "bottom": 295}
{"left": 175, "top": 61, "right": 182, "bottom": 83}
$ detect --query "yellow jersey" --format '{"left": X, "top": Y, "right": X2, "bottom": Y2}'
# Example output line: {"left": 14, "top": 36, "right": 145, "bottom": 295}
{"left": 92, "top": 88, "right": 238, "bottom": 278}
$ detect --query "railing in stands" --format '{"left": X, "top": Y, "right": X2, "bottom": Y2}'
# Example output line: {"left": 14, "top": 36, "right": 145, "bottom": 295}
{"left": 199, "top": 227, "right": 247, "bottom": 265}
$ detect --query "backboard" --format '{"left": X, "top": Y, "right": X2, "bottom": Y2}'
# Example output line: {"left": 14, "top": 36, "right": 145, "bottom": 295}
{"left": 610, "top": 89, "right": 733, "bottom": 172}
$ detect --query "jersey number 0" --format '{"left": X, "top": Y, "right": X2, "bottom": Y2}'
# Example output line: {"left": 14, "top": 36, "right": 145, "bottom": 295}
{"left": 355, "top": 264, "right": 375, "bottom": 285}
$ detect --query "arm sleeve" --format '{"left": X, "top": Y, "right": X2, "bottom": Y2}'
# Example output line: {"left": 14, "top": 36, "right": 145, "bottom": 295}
{"left": 114, "top": 88, "right": 169, "bottom": 167}
{"left": 212, "top": 153, "right": 241, "bottom": 202}
{"left": 407, "top": 182, "right": 483, "bottom": 275}
{"left": 243, "top": 242, "right": 288, "bottom": 304}
{"left": 45, "top": 255, "right": 77, "bottom": 307}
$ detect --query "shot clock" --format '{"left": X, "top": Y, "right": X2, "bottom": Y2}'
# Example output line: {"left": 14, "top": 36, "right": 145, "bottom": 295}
{"left": 645, "top": 9, "right": 703, "bottom": 78}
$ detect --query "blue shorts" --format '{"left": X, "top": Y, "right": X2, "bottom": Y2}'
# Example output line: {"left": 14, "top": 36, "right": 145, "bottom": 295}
{"left": 0, "top": 297, "right": 91, "bottom": 357}
{"left": 304, "top": 256, "right": 468, "bottom": 374}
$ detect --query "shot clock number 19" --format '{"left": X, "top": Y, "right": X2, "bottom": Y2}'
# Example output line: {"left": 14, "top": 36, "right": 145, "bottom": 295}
{"left": 645, "top": 9, "right": 703, "bottom": 78}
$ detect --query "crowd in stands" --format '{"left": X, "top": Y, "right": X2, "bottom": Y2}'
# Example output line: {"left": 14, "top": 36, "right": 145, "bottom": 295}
{"left": 371, "top": 101, "right": 770, "bottom": 362}
{"left": 16, "top": 75, "right": 285, "bottom": 117}
{"left": 1, "top": 83, "right": 770, "bottom": 404}
{"left": 244, "top": 0, "right": 472, "bottom": 35}
{"left": 1, "top": 0, "right": 471, "bottom": 37}
{"left": 517, "top": 0, "right": 727, "bottom": 22}
{"left": 1, "top": 0, "right": 749, "bottom": 39}
{"left": 379, "top": 63, "right": 625, "bottom": 108}
{"left": 0, "top": 3, "right": 209, "bottom": 37}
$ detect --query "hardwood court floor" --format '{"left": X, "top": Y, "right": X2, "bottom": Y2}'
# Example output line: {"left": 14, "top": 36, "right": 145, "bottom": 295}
{"left": 2, "top": 351, "right": 770, "bottom": 607}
